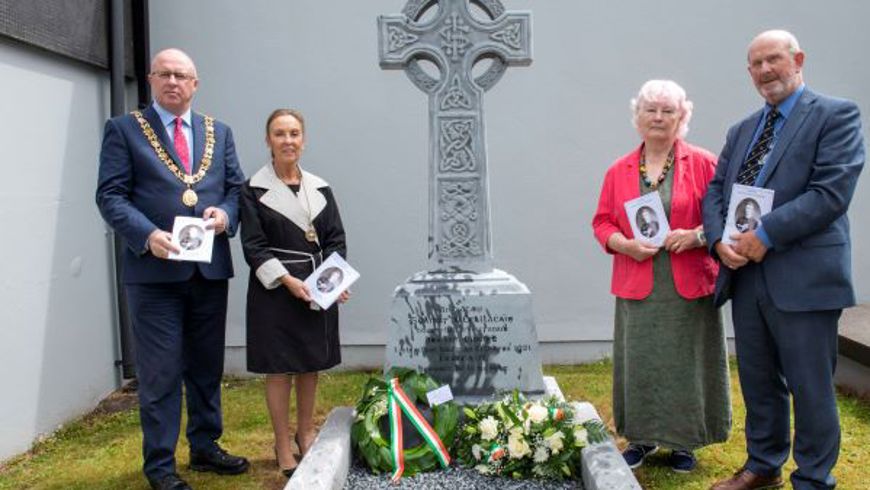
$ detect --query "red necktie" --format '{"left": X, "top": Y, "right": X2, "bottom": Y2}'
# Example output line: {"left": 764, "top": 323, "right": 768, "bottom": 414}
{"left": 173, "top": 116, "right": 191, "bottom": 174}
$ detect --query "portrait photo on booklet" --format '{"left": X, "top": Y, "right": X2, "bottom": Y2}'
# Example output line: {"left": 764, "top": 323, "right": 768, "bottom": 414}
{"left": 624, "top": 191, "right": 670, "bottom": 247}
{"left": 168, "top": 216, "right": 215, "bottom": 263}
{"left": 304, "top": 252, "right": 359, "bottom": 310}
{"left": 722, "top": 184, "right": 774, "bottom": 244}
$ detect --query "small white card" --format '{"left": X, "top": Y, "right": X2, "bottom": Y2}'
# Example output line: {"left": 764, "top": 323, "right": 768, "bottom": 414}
{"left": 624, "top": 191, "right": 670, "bottom": 247}
{"left": 303, "top": 252, "right": 360, "bottom": 310}
{"left": 168, "top": 216, "right": 215, "bottom": 263}
{"left": 722, "top": 184, "right": 774, "bottom": 244}
{"left": 426, "top": 385, "right": 454, "bottom": 407}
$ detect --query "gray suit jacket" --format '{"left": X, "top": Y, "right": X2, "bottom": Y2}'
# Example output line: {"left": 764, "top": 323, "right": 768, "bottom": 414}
{"left": 702, "top": 88, "right": 865, "bottom": 311}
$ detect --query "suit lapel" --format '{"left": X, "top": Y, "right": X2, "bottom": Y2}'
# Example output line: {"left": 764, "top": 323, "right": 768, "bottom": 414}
{"left": 143, "top": 105, "right": 185, "bottom": 173}
{"left": 758, "top": 90, "right": 816, "bottom": 187}
{"left": 192, "top": 112, "right": 205, "bottom": 173}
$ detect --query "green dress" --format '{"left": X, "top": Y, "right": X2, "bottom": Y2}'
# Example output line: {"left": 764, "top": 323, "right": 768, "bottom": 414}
{"left": 612, "top": 168, "right": 731, "bottom": 450}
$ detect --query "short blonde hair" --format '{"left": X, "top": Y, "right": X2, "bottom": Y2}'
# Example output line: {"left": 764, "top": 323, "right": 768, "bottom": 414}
{"left": 630, "top": 79, "right": 694, "bottom": 139}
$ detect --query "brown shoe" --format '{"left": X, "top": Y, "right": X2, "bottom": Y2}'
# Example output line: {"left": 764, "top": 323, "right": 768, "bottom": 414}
{"left": 710, "top": 467, "right": 784, "bottom": 490}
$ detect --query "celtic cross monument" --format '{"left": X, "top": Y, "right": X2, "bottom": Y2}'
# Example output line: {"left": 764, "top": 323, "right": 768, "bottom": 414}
{"left": 379, "top": 0, "right": 544, "bottom": 399}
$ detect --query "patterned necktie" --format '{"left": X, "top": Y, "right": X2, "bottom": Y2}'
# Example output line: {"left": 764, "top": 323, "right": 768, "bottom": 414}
{"left": 736, "top": 107, "right": 780, "bottom": 185}
{"left": 173, "top": 116, "right": 191, "bottom": 174}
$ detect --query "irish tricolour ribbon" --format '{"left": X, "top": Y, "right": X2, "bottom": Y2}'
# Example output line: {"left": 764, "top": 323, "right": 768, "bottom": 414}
{"left": 387, "top": 377, "right": 450, "bottom": 482}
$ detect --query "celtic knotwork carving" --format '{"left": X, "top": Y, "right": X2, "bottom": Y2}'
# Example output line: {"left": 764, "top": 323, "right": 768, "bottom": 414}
{"left": 406, "top": 60, "right": 440, "bottom": 93}
{"left": 474, "top": 56, "right": 507, "bottom": 91}
{"left": 440, "top": 13, "right": 470, "bottom": 61}
{"left": 490, "top": 22, "right": 523, "bottom": 50}
{"left": 401, "top": 0, "right": 431, "bottom": 19}
{"left": 440, "top": 118, "right": 475, "bottom": 172}
{"left": 440, "top": 180, "right": 482, "bottom": 258}
{"left": 388, "top": 25, "right": 419, "bottom": 52}
{"left": 378, "top": 0, "right": 532, "bottom": 267}
{"left": 440, "top": 75, "right": 472, "bottom": 110}
{"left": 476, "top": 0, "right": 505, "bottom": 18}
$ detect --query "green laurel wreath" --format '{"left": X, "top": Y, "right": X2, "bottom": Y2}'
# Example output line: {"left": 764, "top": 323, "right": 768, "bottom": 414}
{"left": 351, "top": 368, "right": 459, "bottom": 476}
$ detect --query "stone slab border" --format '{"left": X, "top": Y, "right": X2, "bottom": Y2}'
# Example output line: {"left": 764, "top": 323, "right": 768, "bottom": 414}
{"left": 286, "top": 376, "right": 640, "bottom": 489}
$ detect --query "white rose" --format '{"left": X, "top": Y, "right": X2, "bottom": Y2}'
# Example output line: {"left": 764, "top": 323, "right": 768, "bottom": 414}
{"left": 545, "top": 431, "right": 565, "bottom": 454}
{"left": 507, "top": 433, "right": 531, "bottom": 459}
{"left": 475, "top": 464, "right": 493, "bottom": 475}
{"left": 479, "top": 416, "right": 499, "bottom": 441}
{"left": 528, "top": 403, "right": 548, "bottom": 424}
{"left": 533, "top": 445, "right": 549, "bottom": 463}
{"left": 573, "top": 427, "right": 588, "bottom": 447}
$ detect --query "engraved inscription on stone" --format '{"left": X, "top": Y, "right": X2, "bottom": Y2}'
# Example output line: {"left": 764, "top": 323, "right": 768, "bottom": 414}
{"left": 387, "top": 279, "right": 545, "bottom": 397}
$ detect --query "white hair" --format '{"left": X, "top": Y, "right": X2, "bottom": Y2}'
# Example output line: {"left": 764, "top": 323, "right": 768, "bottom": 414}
{"left": 630, "top": 79, "right": 694, "bottom": 139}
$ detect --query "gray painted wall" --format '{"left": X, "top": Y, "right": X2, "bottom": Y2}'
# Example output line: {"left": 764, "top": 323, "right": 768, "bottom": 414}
{"left": 149, "top": 0, "right": 870, "bottom": 372}
{"left": 0, "top": 38, "right": 118, "bottom": 459}
{"left": 2, "top": 0, "right": 869, "bottom": 463}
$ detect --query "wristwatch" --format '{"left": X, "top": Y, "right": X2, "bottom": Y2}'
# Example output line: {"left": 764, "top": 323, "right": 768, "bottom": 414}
{"left": 696, "top": 230, "right": 707, "bottom": 246}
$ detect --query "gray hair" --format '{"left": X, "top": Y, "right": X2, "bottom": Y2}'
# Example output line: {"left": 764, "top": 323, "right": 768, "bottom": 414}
{"left": 630, "top": 79, "right": 694, "bottom": 139}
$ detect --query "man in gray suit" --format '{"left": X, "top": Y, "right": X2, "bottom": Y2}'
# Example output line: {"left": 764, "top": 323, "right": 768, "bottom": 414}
{"left": 703, "top": 30, "right": 864, "bottom": 490}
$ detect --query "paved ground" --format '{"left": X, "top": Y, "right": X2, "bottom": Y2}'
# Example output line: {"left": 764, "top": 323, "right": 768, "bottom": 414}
{"left": 840, "top": 304, "right": 870, "bottom": 364}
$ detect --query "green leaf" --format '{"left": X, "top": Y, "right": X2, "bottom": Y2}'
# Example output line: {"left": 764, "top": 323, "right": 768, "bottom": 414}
{"left": 498, "top": 403, "right": 522, "bottom": 427}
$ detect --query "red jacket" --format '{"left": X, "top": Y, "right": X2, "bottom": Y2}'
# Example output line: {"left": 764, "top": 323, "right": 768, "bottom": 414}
{"left": 592, "top": 139, "right": 719, "bottom": 300}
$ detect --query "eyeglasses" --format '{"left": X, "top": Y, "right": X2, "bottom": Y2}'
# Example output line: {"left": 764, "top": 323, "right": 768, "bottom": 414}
{"left": 151, "top": 71, "right": 196, "bottom": 81}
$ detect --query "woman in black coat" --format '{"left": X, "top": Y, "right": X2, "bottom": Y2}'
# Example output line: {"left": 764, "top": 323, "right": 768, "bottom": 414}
{"left": 240, "top": 109, "right": 348, "bottom": 476}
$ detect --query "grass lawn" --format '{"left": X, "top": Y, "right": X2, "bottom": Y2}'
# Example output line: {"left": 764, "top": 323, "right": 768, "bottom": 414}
{"left": 1, "top": 360, "right": 868, "bottom": 489}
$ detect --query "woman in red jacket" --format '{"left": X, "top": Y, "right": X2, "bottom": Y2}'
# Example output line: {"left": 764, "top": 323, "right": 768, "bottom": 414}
{"left": 592, "top": 80, "right": 730, "bottom": 473}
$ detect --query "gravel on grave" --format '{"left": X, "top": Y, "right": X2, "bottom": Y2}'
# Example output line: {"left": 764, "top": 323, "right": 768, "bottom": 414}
{"left": 343, "top": 461, "right": 583, "bottom": 489}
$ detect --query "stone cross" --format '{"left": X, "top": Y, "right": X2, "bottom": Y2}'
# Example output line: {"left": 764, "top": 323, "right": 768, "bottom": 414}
{"left": 378, "top": 0, "right": 531, "bottom": 272}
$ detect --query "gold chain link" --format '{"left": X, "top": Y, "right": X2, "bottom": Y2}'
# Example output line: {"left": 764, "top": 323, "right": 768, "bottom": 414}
{"left": 132, "top": 111, "right": 215, "bottom": 186}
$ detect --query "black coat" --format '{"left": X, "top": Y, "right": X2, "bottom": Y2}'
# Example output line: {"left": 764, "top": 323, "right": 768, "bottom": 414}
{"left": 240, "top": 165, "right": 346, "bottom": 373}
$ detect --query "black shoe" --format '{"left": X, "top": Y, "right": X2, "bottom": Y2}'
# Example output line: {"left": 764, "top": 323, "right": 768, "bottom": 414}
{"left": 148, "top": 473, "right": 192, "bottom": 490}
{"left": 669, "top": 449, "right": 697, "bottom": 473}
{"left": 189, "top": 445, "right": 250, "bottom": 475}
{"left": 622, "top": 443, "right": 659, "bottom": 469}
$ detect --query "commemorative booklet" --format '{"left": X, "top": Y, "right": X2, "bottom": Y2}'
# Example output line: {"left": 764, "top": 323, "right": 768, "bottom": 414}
{"left": 304, "top": 252, "right": 360, "bottom": 310}
{"left": 623, "top": 191, "right": 670, "bottom": 247}
{"left": 167, "top": 216, "right": 215, "bottom": 263}
{"left": 722, "top": 184, "right": 775, "bottom": 245}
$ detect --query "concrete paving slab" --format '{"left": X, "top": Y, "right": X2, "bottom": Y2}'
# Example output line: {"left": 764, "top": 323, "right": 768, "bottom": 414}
{"left": 285, "top": 407, "right": 354, "bottom": 490}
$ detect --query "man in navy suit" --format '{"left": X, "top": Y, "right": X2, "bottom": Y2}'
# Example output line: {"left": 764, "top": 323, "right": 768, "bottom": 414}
{"left": 703, "top": 31, "right": 864, "bottom": 490}
{"left": 96, "top": 48, "right": 248, "bottom": 490}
